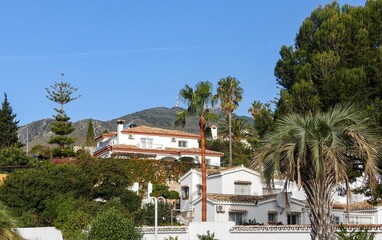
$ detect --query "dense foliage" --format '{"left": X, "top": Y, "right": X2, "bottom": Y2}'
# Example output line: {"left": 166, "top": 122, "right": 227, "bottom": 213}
{"left": 86, "top": 208, "right": 142, "bottom": 240}
{"left": 0, "top": 147, "right": 34, "bottom": 166}
{"left": 206, "top": 139, "right": 252, "bottom": 167}
{"left": 275, "top": 1, "right": 382, "bottom": 116}
{"left": 0, "top": 157, "right": 193, "bottom": 235}
{"left": 139, "top": 202, "right": 173, "bottom": 226}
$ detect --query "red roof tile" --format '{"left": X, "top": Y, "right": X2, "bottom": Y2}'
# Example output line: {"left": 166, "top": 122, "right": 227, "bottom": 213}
{"left": 207, "top": 193, "right": 277, "bottom": 204}
{"left": 121, "top": 126, "right": 200, "bottom": 138}
{"left": 93, "top": 144, "right": 224, "bottom": 157}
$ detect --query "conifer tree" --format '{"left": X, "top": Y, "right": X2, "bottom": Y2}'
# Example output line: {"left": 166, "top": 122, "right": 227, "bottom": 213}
{"left": 46, "top": 80, "right": 81, "bottom": 157}
{"left": 0, "top": 93, "right": 20, "bottom": 149}
{"left": 85, "top": 120, "right": 95, "bottom": 147}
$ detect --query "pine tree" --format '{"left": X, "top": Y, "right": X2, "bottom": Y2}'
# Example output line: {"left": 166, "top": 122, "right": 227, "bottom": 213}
{"left": 0, "top": 93, "right": 20, "bottom": 149}
{"left": 46, "top": 81, "right": 80, "bottom": 157}
{"left": 85, "top": 120, "right": 95, "bottom": 147}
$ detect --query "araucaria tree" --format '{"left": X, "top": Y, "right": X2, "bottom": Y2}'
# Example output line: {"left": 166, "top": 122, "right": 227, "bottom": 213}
{"left": 175, "top": 81, "right": 216, "bottom": 222}
{"left": 0, "top": 93, "right": 20, "bottom": 149}
{"left": 46, "top": 81, "right": 81, "bottom": 157}
{"left": 216, "top": 76, "right": 243, "bottom": 167}
{"left": 253, "top": 104, "right": 380, "bottom": 240}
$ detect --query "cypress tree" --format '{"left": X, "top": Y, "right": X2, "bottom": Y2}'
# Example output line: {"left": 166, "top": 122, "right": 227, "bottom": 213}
{"left": 85, "top": 120, "right": 95, "bottom": 147}
{"left": 0, "top": 93, "right": 20, "bottom": 149}
{"left": 46, "top": 81, "right": 81, "bottom": 157}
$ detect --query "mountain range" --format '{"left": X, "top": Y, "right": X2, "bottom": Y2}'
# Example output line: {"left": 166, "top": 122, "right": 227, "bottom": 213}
{"left": 17, "top": 106, "right": 252, "bottom": 149}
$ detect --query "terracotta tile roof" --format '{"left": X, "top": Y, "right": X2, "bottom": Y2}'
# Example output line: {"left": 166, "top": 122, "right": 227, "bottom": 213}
{"left": 207, "top": 193, "right": 277, "bottom": 204}
{"left": 94, "top": 132, "right": 116, "bottom": 141}
{"left": 94, "top": 144, "right": 224, "bottom": 157}
{"left": 121, "top": 126, "right": 200, "bottom": 138}
{"left": 193, "top": 165, "right": 248, "bottom": 176}
{"left": 333, "top": 201, "right": 381, "bottom": 211}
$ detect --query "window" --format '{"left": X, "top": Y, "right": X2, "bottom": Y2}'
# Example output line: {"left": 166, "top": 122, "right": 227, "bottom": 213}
{"left": 196, "top": 184, "right": 202, "bottom": 195}
{"left": 234, "top": 182, "right": 251, "bottom": 195}
{"left": 229, "top": 212, "right": 244, "bottom": 225}
{"left": 268, "top": 212, "right": 278, "bottom": 223}
{"left": 171, "top": 137, "right": 176, "bottom": 142}
{"left": 287, "top": 213, "right": 301, "bottom": 225}
{"left": 178, "top": 140, "right": 187, "bottom": 148}
{"left": 141, "top": 138, "right": 153, "bottom": 148}
{"left": 334, "top": 216, "right": 340, "bottom": 224}
{"left": 348, "top": 216, "right": 372, "bottom": 224}
{"left": 128, "top": 134, "right": 134, "bottom": 139}
{"left": 181, "top": 186, "right": 189, "bottom": 199}
{"left": 206, "top": 158, "right": 211, "bottom": 166}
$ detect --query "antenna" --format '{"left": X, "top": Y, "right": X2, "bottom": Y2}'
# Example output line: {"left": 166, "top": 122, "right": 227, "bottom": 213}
{"left": 124, "top": 120, "right": 135, "bottom": 129}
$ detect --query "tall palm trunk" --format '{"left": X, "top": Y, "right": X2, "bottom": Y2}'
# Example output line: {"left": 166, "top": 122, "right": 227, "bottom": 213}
{"left": 303, "top": 169, "right": 336, "bottom": 240}
{"left": 228, "top": 112, "right": 233, "bottom": 167}
{"left": 200, "top": 116, "right": 207, "bottom": 222}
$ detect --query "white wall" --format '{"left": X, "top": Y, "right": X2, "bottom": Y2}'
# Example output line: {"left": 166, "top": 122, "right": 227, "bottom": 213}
{"left": 179, "top": 170, "right": 201, "bottom": 214}
{"left": 119, "top": 132, "right": 199, "bottom": 150}
{"left": 141, "top": 223, "right": 382, "bottom": 240}
{"left": 202, "top": 166, "right": 263, "bottom": 195}
{"left": 17, "top": 227, "right": 63, "bottom": 240}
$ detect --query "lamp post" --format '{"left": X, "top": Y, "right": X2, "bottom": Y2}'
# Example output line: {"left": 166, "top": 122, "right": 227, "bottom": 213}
{"left": 153, "top": 196, "right": 165, "bottom": 240}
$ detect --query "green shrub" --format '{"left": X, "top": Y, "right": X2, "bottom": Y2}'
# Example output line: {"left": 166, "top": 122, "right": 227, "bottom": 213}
{"left": 336, "top": 224, "right": 375, "bottom": 240}
{"left": 197, "top": 230, "right": 218, "bottom": 240}
{"left": 86, "top": 208, "right": 141, "bottom": 240}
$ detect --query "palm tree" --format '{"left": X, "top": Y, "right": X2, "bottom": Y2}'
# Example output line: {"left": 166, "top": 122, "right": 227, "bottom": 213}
{"left": 252, "top": 104, "right": 380, "bottom": 240}
{"left": 219, "top": 117, "right": 255, "bottom": 143}
{"left": 216, "top": 76, "right": 243, "bottom": 167}
{"left": 175, "top": 81, "right": 216, "bottom": 222}
{"left": 248, "top": 100, "right": 274, "bottom": 138}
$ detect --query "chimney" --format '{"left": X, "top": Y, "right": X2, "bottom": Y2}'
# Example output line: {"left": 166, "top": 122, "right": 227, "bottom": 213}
{"left": 116, "top": 119, "right": 125, "bottom": 144}
{"left": 211, "top": 124, "right": 218, "bottom": 140}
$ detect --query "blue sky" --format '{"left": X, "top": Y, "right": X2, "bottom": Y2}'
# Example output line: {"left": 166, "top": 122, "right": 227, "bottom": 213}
{"left": 0, "top": 0, "right": 365, "bottom": 125}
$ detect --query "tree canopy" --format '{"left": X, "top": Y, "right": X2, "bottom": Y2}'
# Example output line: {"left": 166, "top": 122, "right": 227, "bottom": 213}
{"left": 275, "top": 1, "right": 382, "bottom": 115}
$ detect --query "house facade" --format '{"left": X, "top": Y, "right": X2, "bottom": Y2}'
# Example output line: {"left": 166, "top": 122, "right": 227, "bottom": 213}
{"left": 178, "top": 165, "right": 309, "bottom": 225}
{"left": 178, "top": 165, "right": 382, "bottom": 225}
{"left": 93, "top": 120, "right": 223, "bottom": 166}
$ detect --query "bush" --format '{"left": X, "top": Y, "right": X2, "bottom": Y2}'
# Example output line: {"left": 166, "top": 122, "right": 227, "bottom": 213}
{"left": 0, "top": 147, "right": 34, "bottom": 166}
{"left": 336, "top": 224, "right": 375, "bottom": 240}
{"left": 197, "top": 230, "right": 218, "bottom": 240}
{"left": 86, "top": 208, "right": 141, "bottom": 240}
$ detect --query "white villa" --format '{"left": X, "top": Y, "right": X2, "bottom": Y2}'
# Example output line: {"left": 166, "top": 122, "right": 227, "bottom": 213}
{"left": 93, "top": 120, "right": 224, "bottom": 166}
{"left": 179, "top": 165, "right": 309, "bottom": 225}
{"left": 178, "top": 165, "right": 382, "bottom": 225}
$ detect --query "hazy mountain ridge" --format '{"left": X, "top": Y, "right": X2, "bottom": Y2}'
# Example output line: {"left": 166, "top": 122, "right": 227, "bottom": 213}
{"left": 18, "top": 106, "right": 252, "bottom": 148}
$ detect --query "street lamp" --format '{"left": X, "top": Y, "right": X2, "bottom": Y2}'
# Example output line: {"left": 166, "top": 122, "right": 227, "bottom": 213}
{"left": 153, "top": 196, "right": 165, "bottom": 240}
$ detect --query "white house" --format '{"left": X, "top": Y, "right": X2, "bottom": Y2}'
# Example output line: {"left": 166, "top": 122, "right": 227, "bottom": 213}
{"left": 93, "top": 120, "right": 224, "bottom": 166}
{"left": 178, "top": 164, "right": 382, "bottom": 226}
{"left": 178, "top": 165, "right": 309, "bottom": 225}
